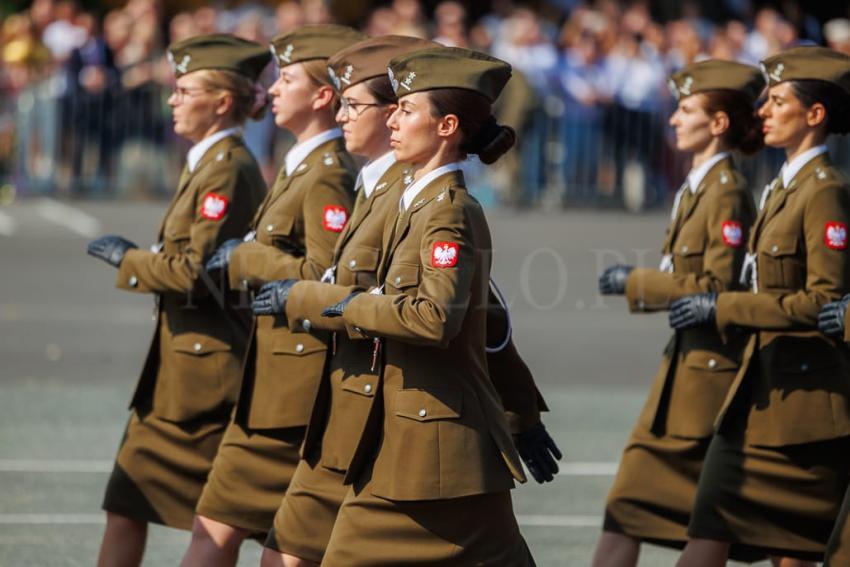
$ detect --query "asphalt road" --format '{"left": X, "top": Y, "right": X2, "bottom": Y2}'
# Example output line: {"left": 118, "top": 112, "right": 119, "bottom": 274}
{"left": 0, "top": 199, "right": 766, "bottom": 566}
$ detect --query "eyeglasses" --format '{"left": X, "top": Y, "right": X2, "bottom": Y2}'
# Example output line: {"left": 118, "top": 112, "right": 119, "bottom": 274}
{"left": 340, "top": 97, "right": 384, "bottom": 119}
{"left": 170, "top": 86, "right": 212, "bottom": 103}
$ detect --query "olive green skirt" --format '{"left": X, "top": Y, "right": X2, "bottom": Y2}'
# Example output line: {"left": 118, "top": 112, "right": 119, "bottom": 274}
{"left": 689, "top": 418, "right": 850, "bottom": 561}
{"left": 102, "top": 411, "right": 228, "bottom": 530}
{"left": 195, "top": 420, "right": 304, "bottom": 538}
{"left": 264, "top": 459, "right": 348, "bottom": 562}
{"left": 322, "top": 479, "right": 534, "bottom": 566}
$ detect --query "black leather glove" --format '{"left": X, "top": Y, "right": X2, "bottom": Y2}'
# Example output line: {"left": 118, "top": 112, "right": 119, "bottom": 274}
{"left": 252, "top": 279, "right": 297, "bottom": 316}
{"left": 513, "top": 422, "right": 562, "bottom": 483}
{"left": 598, "top": 264, "right": 634, "bottom": 295}
{"left": 87, "top": 235, "right": 137, "bottom": 268}
{"left": 205, "top": 238, "right": 243, "bottom": 273}
{"left": 669, "top": 292, "right": 717, "bottom": 331}
{"left": 321, "top": 291, "right": 363, "bottom": 318}
{"left": 818, "top": 294, "right": 850, "bottom": 337}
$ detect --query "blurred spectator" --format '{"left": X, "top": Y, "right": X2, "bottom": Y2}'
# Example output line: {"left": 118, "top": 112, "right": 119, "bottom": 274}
{"left": 492, "top": 8, "right": 559, "bottom": 94}
{"left": 392, "top": 0, "right": 428, "bottom": 37}
{"left": 824, "top": 19, "right": 850, "bottom": 55}
{"left": 42, "top": 1, "right": 87, "bottom": 62}
{"left": 432, "top": 1, "right": 468, "bottom": 47}
{"left": 276, "top": 1, "right": 305, "bottom": 35}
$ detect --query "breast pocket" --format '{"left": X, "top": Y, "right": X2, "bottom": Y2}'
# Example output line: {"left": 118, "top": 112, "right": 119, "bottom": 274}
{"left": 394, "top": 388, "right": 463, "bottom": 422}
{"left": 162, "top": 225, "right": 191, "bottom": 254}
{"left": 385, "top": 262, "right": 420, "bottom": 295}
{"left": 260, "top": 214, "right": 301, "bottom": 253}
{"left": 337, "top": 245, "right": 380, "bottom": 287}
{"left": 758, "top": 234, "right": 803, "bottom": 290}
{"left": 673, "top": 230, "right": 706, "bottom": 275}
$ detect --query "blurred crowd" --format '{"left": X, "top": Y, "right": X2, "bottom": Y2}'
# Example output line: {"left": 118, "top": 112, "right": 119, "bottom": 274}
{"left": 3, "top": 0, "right": 850, "bottom": 208}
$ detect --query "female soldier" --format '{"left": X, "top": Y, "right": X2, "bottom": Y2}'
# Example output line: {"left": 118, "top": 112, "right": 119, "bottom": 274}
{"left": 253, "top": 36, "right": 559, "bottom": 566}
{"left": 670, "top": 46, "right": 850, "bottom": 565}
{"left": 306, "top": 45, "right": 534, "bottom": 565}
{"left": 592, "top": 60, "right": 762, "bottom": 566}
{"left": 175, "top": 25, "right": 362, "bottom": 567}
{"left": 86, "top": 34, "right": 269, "bottom": 566}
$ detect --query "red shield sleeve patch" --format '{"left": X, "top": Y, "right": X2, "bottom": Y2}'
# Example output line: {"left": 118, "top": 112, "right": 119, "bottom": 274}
{"left": 825, "top": 221, "right": 848, "bottom": 250}
{"left": 323, "top": 206, "right": 348, "bottom": 232}
{"left": 200, "top": 193, "right": 229, "bottom": 220}
{"left": 721, "top": 221, "right": 743, "bottom": 248}
{"left": 431, "top": 241, "right": 459, "bottom": 268}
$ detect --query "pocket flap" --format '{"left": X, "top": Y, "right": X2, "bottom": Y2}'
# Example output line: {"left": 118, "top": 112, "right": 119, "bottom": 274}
{"left": 762, "top": 235, "right": 798, "bottom": 257}
{"left": 394, "top": 388, "right": 462, "bottom": 421}
{"left": 271, "top": 337, "right": 327, "bottom": 356}
{"left": 172, "top": 333, "right": 231, "bottom": 355}
{"left": 684, "top": 351, "right": 738, "bottom": 372}
{"left": 341, "top": 377, "right": 378, "bottom": 397}
{"left": 261, "top": 214, "right": 296, "bottom": 237}
{"left": 673, "top": 234, "right": 706, "bottom": 256}
{"left": 386, "top": 262, "right": 420, "bottom": 290}
{"left": 340, "top": 246, "right": 380, "bottom": 273}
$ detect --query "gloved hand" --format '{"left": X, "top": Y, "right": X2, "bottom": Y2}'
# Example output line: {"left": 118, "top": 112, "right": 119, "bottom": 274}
{"left": 252, "top": 279, "right": 297, "bottom": 316}
{"left": 513, "top": 422, "right": 562, "bottom": 483}
{"left": 87, "top": 235, "right": 137, "bottom": 268}
{"left": 598, "top": 264, "right": 634, "bottom": 295}
{"left": 669, "top": 292, "right": 717, "bottom": 331}
{"left": 321, "top": 291, "right": 363, "bottom": 318}
{"left": 818, "top": 294, "right": 850, "bottom": 337}
{"left": 205, "top": 238, "right": 243, "bottom": 273}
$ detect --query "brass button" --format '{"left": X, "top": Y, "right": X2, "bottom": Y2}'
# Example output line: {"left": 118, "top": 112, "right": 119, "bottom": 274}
{"left": 295, "top": 343, "right": 304, "bottom": 353}
{"left": 681, "top": 245, "right": 688, "bottom": 253}
{"left": 302, "top": 319, "right": 312, "bottom": 332}
{"left": 364, "top": 384, "right": 372, "bottom": 394}
{"left": 418, "top": 408, "right": 427, "bottom": 417}
{"left": 394, "top": 276, "right": 402, "bottom": 285}
{"left": 266, "top": 224, "right": 274, "bottom": 232}
{"left": 193, "top": 342, "right": 202, "bottom": 352}
{"left": 708, "top": 358, "right": 717, "bottom": 369}
{"left": 349, "top": 259, "right": 357, "bottom": 268}
{"left": 128, "top": 276, "right": 138, "bottom": 287}
{"left": 771, "top": 245, "right": 779, "bottom": 253}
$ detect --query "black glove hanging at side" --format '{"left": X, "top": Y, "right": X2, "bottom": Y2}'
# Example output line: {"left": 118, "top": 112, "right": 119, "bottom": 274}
{"left": 321, "top": 291, "right": 363, "bottom": 318}
{"left": 669, "top": 292, "right": 717, "bottom": 331}
{"left": 252, "top": 279, "right": 297, "bottom": 316}
{"left": 87, "top": 235, "right": 138, "bottom": 268}
{"left": 205, "top": 238, "right": 243, "bottom": 272}
{"left": 818, "top": 294, "right": 850, "bottom": 337}
{"left": 513, "top": 422, "right": 562, "bottom": 484}
{"left": 598, "top": 264, "right": 634, "bottom": 295}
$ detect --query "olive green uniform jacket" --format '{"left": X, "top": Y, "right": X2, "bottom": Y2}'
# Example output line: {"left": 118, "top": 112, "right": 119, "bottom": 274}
{"left": 117, "top": 134, "right": 266, "bottom": 421}
{"left": 626, "top": 157, "right": 755, "bottom": 437}
{"left": 714, "top": 153, "right": 850, "bottom": 446}
{"left": 229, "top": 136, "right": 356, "bottom": 429}
{"left": 338, "top": 169, "right": 525, "bottom": 501}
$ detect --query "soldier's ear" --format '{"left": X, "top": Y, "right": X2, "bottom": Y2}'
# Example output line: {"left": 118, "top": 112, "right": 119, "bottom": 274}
{"left": 437, "top": 113, "right": 459, "bottom": 139}
{"left": 709, "top": 110, "right": 730, "bottom": 137}
{"left": 806, "top": 101, "right": 827, "bottom": 129}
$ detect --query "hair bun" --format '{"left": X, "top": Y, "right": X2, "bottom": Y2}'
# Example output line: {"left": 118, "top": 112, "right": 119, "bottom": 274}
{"left": 477, "top": 123, "right": 516, "bottom": 164}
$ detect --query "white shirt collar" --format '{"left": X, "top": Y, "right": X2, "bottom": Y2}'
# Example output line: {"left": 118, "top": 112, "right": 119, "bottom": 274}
{"left": 400, "top": 162, "right": 462, "bottom": 211}
{"left": 186, "top": 127, "right": 241, "bottom": 172}
{"left": 357, "top": 151, "right": 397, "bottom": 199}
{"left": 781, "top": 144, "right": 828, "bottom": 188}
{"left": 284, "top": 128, "right": 342, "bottom": 176}
{"left": 686, "top": 151, "right": 730, "bottom": 193}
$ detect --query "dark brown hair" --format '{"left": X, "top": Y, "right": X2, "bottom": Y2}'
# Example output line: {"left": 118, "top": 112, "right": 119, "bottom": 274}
{"left": 362, "top": 75, "right": 396, "bottom": 105}
{"left": 427, "top": 88, "right": 516, "bottom": 164}
{"left": 701, "top": 89, "right": 764, "bottom": 155}
{"left": 789, "top": 79, "right": 850, "bottom": 135}
{"left": 200, "top": 69, "right": 267, "bottom": 123}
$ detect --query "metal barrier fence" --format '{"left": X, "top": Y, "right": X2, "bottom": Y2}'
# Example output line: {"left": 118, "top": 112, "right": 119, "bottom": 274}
{"left": 3, "top": 75, "right": 849, "bottom": 208}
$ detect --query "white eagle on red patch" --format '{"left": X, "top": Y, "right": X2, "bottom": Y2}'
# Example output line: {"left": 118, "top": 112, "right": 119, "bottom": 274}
{"left": 200, "top": 193, "right": 228, "bottom": 220}
{"left": 323, "top": 206, "right": 348, "bottom": 232}
{"left": 721, "top": 221, "right": 743, "bottom": 248}
{"left": 825, "top": 221, "right": 848, "bottom": 250}
{"left": 432, "top": 242, "right": 459, "bottom": 268}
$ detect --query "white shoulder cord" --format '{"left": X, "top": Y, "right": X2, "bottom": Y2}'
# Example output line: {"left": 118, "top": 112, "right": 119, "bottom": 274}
{"left": 739, "top": 179, "right": 778, "bottom": 293}
{"left": 485, "top": 277, "right": 512, "bottom": 353}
